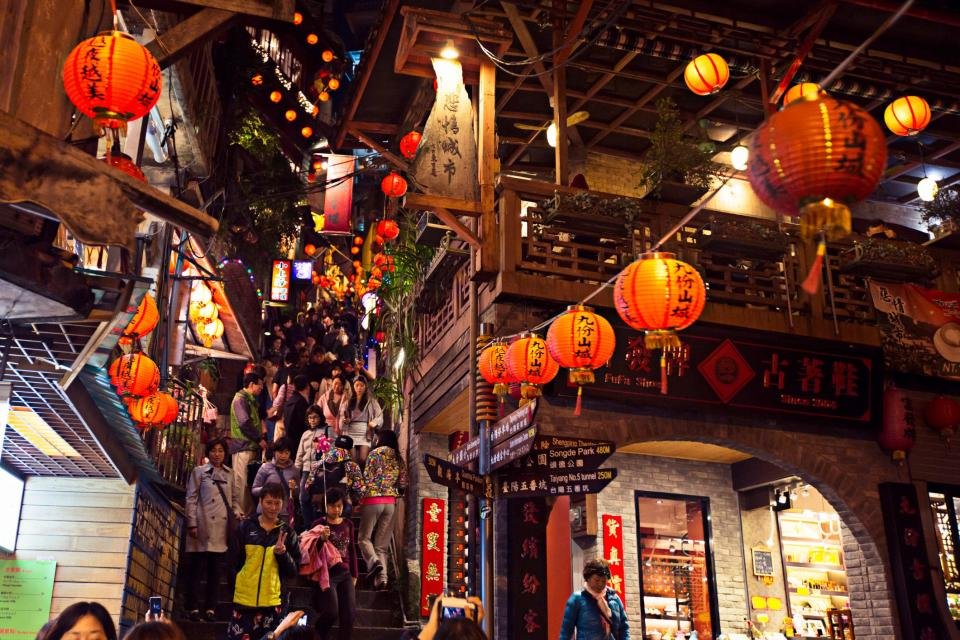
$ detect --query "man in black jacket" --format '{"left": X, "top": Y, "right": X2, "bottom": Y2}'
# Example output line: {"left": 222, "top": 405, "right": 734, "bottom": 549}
{"left": 282, "top": 375, "right": 311, "bottom": 448}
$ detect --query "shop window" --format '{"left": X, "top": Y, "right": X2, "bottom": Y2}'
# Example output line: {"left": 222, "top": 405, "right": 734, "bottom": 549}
{"left": 928, "top": 486, "right": 960, "bottom": 625}
{"left": 636, "top": 492, "right": 720, "bottom": 640}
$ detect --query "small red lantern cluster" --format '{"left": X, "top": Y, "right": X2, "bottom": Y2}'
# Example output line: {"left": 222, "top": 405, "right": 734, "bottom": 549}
{"left": 103, "top": 153, "right": 147, "bottom": 182}
{"left": 377, "top": 219, "right": 400, "bottom": 242}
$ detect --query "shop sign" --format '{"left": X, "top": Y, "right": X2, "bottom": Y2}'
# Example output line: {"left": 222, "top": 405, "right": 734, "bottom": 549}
{"left": 269, "top": 260, "right": 291, "bottom": 303}
{"left": 420, "top": 498, "right": 446, "bottom": 617}
{"left": 0, "top": 559, "right": 55, "bottom": 639}
{"left": 449, "top": 437, "right": 480, "bottom": 466}
{"left": 489, "top": 426, "right": 538, "bottom": 471}
{"left": 573, "top": 322, "right": 877, "bottom": 425}
{"left": 602, "top": 515, "right": 627, "bottom": 607}
{"left": 423, "top": 454, "right": 494, "bottom": 499}
{"left": 507, "top": 497, "right": 548, "bottom": 640}
{"left": 490, "top": 399, "right": 538, "bottom": 446}
{"left": 497, "top": 467, "right": 617, "bottom": 499}
{"left": 320, "top": 153, "right": 355, "bottom": 235}
{"left": 291, "top": 260, "right": 313, "bottom": 281}
{"left": 510, "top": 435, "right": 614, "bottom": 471}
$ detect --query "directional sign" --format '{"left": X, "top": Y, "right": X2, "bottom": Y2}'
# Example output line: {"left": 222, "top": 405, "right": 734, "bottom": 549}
{"left": 489, "top": 425, "right": 538, "bottom": 471}
{"left": 489, "top": 399, "right": 538, "bottom": 446}
{"left": 496, "top": 467, "right": 617, "bottom": 499}
{"left": 509, "top": 435, "right": 615, "bottom": 471}
{"left": 449, "top": 437, "right": 481, "bottom": 466}
{"left": 424, "top": 454, "right": 493, "bottom": 499}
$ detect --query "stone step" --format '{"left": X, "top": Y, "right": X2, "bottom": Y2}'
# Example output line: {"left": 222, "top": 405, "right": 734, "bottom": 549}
{"left": 354, "top": 606, "right": 401, "bottom": 627}
{"left": 175, "top": 621, "right": 408, "bottom": 640}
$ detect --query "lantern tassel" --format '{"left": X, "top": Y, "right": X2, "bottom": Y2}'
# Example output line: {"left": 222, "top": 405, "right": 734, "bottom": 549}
{"left": 801, "top": 240, "right": 827, "bottom": 295}
{"left": 574, "top": 386, "right": 583, "bottom": 416}
{"left": 645, "top": 330, "right": 681, "bottom": 351}
{"left": 800, "top": 199, "right": 851, "bottom": 242}
{"left": 660, "top": 352, "right": 668, "bottom": 395}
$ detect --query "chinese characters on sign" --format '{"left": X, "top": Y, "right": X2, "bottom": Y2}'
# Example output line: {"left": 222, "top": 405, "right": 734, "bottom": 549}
{"left": 291, "top": 260, "right": 313, "bottom": 281}
{"left": 498, "top": 468, "right": 617, "bottom": 499}
{"left": 269, "top": 260, "right": 291, "bottom": 303}
{"left": 508, "top": 498, "right": 547, "bottom": 640}
{"left": 0, "top": 559, "right": 56, "bottom": 639}
{"left": 602, "top": 515, "right": 627, "bottom": 606}
{"left": 317, "top": 154, "right": 355, "bottom": 234}
{"left": 420, "top": 498, "right": 446, "bottom": 616}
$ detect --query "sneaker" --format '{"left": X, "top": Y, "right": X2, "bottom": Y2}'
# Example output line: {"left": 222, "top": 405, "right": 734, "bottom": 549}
{"left": 204, "top": 610, "right": 217, "bottom": 622}
{"left": 374, "top": 578, "right": 389, "bottom": 590}
{"left": 187, "top": 610, "right": 201, "bottom": 622}
{"left": 365, "top": 559, "right": 384, "bottom": 579}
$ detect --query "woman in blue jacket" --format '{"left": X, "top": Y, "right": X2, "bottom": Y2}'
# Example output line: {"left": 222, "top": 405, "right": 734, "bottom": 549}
{"left": 560, "top": 558, "right": 629, "bottom": 640}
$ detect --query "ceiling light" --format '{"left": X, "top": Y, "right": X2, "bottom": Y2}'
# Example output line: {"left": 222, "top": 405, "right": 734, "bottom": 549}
{"left": 546, "top": 122, "right": 558, "bottom": 148}
{"left": 440, "top": 40, "right": 459, "bottom": 60}
{"left": 7, "top": 407, "right": 80, "bottom": 458}
{"left": 731, "top": 144, "right": 749, "bottom": 171}
{"left": 918, "top": 176, "right": 939, "bottom": 202}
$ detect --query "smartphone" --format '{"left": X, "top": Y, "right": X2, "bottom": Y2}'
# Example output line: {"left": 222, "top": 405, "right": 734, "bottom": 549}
{"left": 148, "top": 596, "right": 162, "bottom": 616}
{"left": 297, "top": 614, "right": 309, "bottom": 627}
{"left": 440, "top": 597, "right": 473, "bottom": 621}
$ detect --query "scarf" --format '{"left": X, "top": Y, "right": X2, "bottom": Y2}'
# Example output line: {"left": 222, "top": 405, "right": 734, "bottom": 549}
{"left": 583, "top": 582, "right": 612, "bottom": 637}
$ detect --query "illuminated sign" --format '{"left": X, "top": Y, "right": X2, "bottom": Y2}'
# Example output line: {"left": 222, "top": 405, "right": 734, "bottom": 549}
{"left": 270, "top": 260, "right": 291, "bottom": 302}
{"left": 292, "top": 260, "right": 313, "bottom": 281}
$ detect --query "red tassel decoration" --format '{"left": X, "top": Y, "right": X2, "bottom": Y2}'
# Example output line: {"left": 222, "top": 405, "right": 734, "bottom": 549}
{"left": 574, "top": 386, "right": 583, "bottom": 416}
{"left": 801, "top": 240, "right": 827, "bottom": 295}
{"left": 660, "top": 352, "right": 668, "bottom": 395}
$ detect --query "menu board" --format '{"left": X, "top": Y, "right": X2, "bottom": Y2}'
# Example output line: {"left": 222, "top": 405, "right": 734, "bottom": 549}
{"left": 0, "top": 559, "right": 56, "bottom": 638}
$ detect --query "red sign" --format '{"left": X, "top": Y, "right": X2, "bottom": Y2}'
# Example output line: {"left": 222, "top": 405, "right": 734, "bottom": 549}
{"left": 420, "top": 498, "right": 446, "bottom": 616}
{"left": 602, "top": 514, "right": 627, "bottom": 607}
{"left": 321, "top": 153, "right": 355, "bottom": 234}
{"left": 270, "top": 260, "right": 291, "bottom": 302}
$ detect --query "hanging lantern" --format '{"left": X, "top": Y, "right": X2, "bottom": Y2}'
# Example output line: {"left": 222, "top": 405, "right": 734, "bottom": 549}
{"left": 546, "top": 305, "right": 616, "bottom": 416}
{"left": 782, "top": 83, "right": 822, "bottom": 107}
{"left": 191, "top": 282, "right": 212, "bottom": 304}
{"left": 190, "top": 300, "right": 218, "bottom": 323}
{"left": 683, "top": 53, "right": 729, "bottom": 96}
{"left": 62, "top": 32, "right": 162, "bottom": 134}
{"left": 747, "top": 95, "right": 887, "bottom": 241}
{"left": 112, "top": 353, "right": 161, "bottom": 397}
{"left": 292, "top": 11, "right": 303, "bottom": 25}
{"left": 322, "top": 50, "right": 335, "bottom": 62}
{"left": 924, "top": 395, "right": 960, "bottom": 445}
{"left": 304, "top": 244, "right": 317, "bottom": 257}
{"left": 479, "top": 342, "right": 514, "bottom": 408}
{"left": 306, "top": 33, "right": 319, "bottom": 45}
{"left": 301, "top": 126, "right": 313, "bottom": 138}
{"left": 381, "top": 172, "right": 408, "bottom": 198}
{"left": 122, "top": 294, "right": 159, "bottom": 340}
{"left": 285, "top": 109, "right": 297, "bottom": 122}
{"left": 328, "top": 78, "right": 340, "bottom": 91}
{"left": 377, "top": 219, "right": 400, "bottom": 241}
{"left": 269, "top": 91, "right": 282, "bottom": 103}
{"left": 319, "top": 91, "right": 330, "bottom": 103}
{"left": 199, "top": 318, "right": 224, "bottom": 348}
{"left": 251, "top": 74, "right": 264, "bottom": 86}
{"left": 505, "top": 334, "right": 559, "bottom": 403}
{"left": 399, "top": 131, "right": 423, "bottom": 159}
{"left": 103, "top": 153, "right": 146, "bottom": 182}
{"left": 128, "top": 391, "right": 179, "bottom": 430}
{"left": 884, "top": 96, "right": 931, "bottom": 136}
{"left": 879, "top": 386, "right": 916, "bottom": 463}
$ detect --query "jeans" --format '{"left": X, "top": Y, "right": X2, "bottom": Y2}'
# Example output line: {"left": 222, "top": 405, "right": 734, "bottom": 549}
{"left": 300, "top": 484, "right": 316, "bottom": 529}
{"left": 231, "top": 449, "right": 257, "bottom": 516}
{"left": 357, "top": 501, "right": 395, "bottom": 579}
{"left": 182, "top": 551, "right": 225, "bottom": 611}
{"left": 314, "top": 567, "right": 355, "bottom": 640}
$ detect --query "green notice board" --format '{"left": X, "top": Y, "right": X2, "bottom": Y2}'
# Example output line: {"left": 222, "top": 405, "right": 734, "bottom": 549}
{"left": 0, "top": 559, "right": 56, "bottom": 638}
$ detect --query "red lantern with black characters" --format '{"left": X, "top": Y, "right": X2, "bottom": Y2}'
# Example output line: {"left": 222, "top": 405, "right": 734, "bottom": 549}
{"left": 505, "top": 333, "right": 559, "bottom": 404}
{"left": 546, "top": 305, "right": 615, "bottom": 415}
{"left": 879, "top": 385, "right": 916, "bottom": 463}
{"left": 924, "top": 395, "right": 960, "bottom": 445}
{"left": 399, "top": 131, "right": 423, "bottom": 159}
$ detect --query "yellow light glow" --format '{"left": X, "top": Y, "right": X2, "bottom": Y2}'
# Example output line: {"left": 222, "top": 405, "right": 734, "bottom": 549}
{"left": 731, "top": 144, "right": 750, "bottom": 171}
{"left": 8, "top": 407, "right": 81, "bottom": 458}
{"left": 918, "top": 176, "right": 939, "bottom": 202}
{"left": 546, "top": 122, "right": 558, "bottom": 148}
{"left": 440, "top": 40, "right": 459, "bottom": 60}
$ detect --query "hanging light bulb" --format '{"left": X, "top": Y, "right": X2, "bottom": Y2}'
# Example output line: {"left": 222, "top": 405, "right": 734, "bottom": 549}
{"left": 546, "top": 122, "right": 558, "bottom": 148}
{"left": 440, "top": 40, "right": 459, "bottom": 60}
{"left": 731, "top": 143, "right": 750, "bottom": 171}
{"left": 918, "top": 176, "right": 939, "bottom": 202}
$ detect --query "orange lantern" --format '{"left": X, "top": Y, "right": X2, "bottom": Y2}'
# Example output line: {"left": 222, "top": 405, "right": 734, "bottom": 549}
{"left": 747, "top": 95, "right": 887, "bottom": 241}
{"left": 399, "top": 131, "right": 422, "bottom": 159}
{"left": 190, "top": 300, "right": 218, "bottom": 324}
{"left": 505, "top": 334, "right": 559, "bottom": 403}
{"left": 318, "top": 91, "right": 330, "bottom": 102}
{"left": 546, "top": 305, "right": 616, "bottom": 415}
{"left": 123, "top": 294, "right": 159, "bottom": 339}
{"left": 328, "top": 78, "right": 340, "bottom": 91}
{"left": 782, "top": 82, "right": 822, "bottom": 107}
{"left": 112, "top": 353, "right": 160, "bottom": 397}
{"left": 479, "top": 342, "right": 513, "bottom": 409}
{"left": 62, "top": 32, "right": 162, "bottom": 134}
{"left": 199, "top": 318, "right": 224, "bottom": 348}
{"left": 306, "top": 33, "right": 319, "bottom": 45}
{"left": 285, "top": 109, "right": 297, "bottom": 122}
{"left": 684, "top": 53, "right": 729, "bottom": 96}
{"left": 322, "top": 50, "right": 335, "bottom": 62}
{"left": 103, "top": 153, "right": 146, "bottom": 182}
{"left": 292, "top": 11, "right": 303, "bottom": 25}
{"left": 191, "top": 282, "right": 212, "bottom": 304}
{"left": 128, "top": 391, "right": 179, "bottom": 429}
{"left": 377, "top": 219, "right": 400, "bottom": 241}
{"left": 269, "top": 91, "right": 282, "bottom": 103}
{"left": 350, "top": 246, "right": 360, "bottom": 255}
{"left": 304, "top": 243, "right": 317, "bottom": 257}
{"left": 884, "top": 96, "right": 931, "bottom": 136}
{"left": 381, "top": 172, "right": 408, "bottom": 198}
{"left": 251, "top": 74, "right": 264, "bottom": 86}
{"left": 301, "top": 126, "right": 313, "bottom": 138}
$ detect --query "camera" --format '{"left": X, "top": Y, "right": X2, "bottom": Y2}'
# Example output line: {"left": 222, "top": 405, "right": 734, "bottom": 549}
{"left": 439, "top": 597, "right": 475, "bottom": 621}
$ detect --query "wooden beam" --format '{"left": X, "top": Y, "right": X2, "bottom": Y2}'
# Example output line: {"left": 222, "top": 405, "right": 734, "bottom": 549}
{"left": 768, "top": 3, "right": 836, "bottom": 105}
{"left": 125, "top": 0, "right": 293, "bottom": 20}
{"left": 348, "top": 121, "right": 400, "bottom": 135}
{"left": 552, "top": 3, "right": 568, "bottom": 187}
{"left": 883, "top": 141, "right": 960, "bottom": 182}
{"left": 586, "top": 64, "right": 684, "bottom": 148}
{"left": 501, "top": 3, "right": 553, "bottom": 96}
{"left": 145, "top": 8, "right": 235, "bottom": 69}
{"left": 404, "top": 192, "right": 481, "bottom": 215}
{"left": 555, "top": 0, "right": 594, "bottom": 65}
{"left": 476, "top": 59, "right": 498, "bottom": 280}
{"left": 347, "top": 126, "right": 409, "bottom": 172}
{"left": 432, "top": 206, "right": 481, "bottom": 249}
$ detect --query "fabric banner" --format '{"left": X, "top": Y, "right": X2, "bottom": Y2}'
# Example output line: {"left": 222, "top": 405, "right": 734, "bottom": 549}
{"left": 869, "top": 281, "right": 960, "bottom": 379}
{"left": 420, "top": 498, "right": 446, "bottom": 616}
{"left": 318, "top": 154, "right": 355, "bottom": 235}
{"left": 602, "top": 514, "right": 627, "bottom": 607}
{"left": 409, "top": 59, "right": 479, "bottom": 200}
{"left": 508, "top": 497, "right": 548, "bottom": 640}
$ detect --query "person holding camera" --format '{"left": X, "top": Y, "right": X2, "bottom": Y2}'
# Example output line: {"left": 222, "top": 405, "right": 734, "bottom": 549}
{"left": 310, "top": 487, "right": 358, "bottom": 640}
{"left": 358, "top": 429, "right": 406, "bottom": 590}
{"left": 560, "top": 558, "right": 629, "bottom": 640}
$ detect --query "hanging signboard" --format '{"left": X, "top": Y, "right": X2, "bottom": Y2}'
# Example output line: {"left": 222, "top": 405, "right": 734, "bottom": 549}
{"left": 319, "top": 153, "right": 355, "bottom": 235}
{"left": 510, "top": 435, "right": 614, "bottom": 472}
{"left": 489, "top": 425, "right": 538, "bottom": 471}
{"left": 507, "top": 498, "right": 548, "bottom": 640}
{"left": 0, "top": 559, "right": 56, "bottom": 639}
{"left": 269, "top": 260, "right": 291, "bottom": 303}
{"left": 490, "top": 400, "right": 538, "bottom": 446}
{"left": 291, "top": 260, "right": 313, "bottom": 281}
{"left": 420, "top": 498, "right": 446, "bottom": 617}
{"left": 423, "top": 454, "right": 494, "bottom": 499}
{"left": 497, "top": 467, "right": 617, "bottom": 499}
{"left": 602, "top": 515, "right": 627, "bottom": 607}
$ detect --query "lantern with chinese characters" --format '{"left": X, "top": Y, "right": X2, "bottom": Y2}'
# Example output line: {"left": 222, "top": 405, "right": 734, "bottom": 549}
{"left": 879, "top": 385, "right": 916, "bottom": 463}
{"left": 112, "top": 353, "right": 160, "bottom": 397}
{"left": 62, "top": 31, "right": 162, "bottom": 135}
{"left": 505, "top": 334, "right": 559, "bottom": 403}
{"left": 399, "top": 131, "right": 423, "bottom": 159}
{"left": 884, "top": 96, "right": 931, "bottom": 136}
{"left": 747, "top": 95, "right": 887, "bottom": 241}
{"left": 121, "top": 293, "right": 159, "bottom": 341}
{"left": 684, "top": 53, "right": 729, "bottom": 96}
{"left": 479, "top": 342, "right": 514, "bottom": 408}
{"left": 924, "top": 395, "right": 960, "bottom": 445}
{"left": 783, "top": 82, "right": 822, "bottom": 107}
{"left": 381, "top": 172, "right": 408, "bottom": 198}
{"left": 103, "top": 153, "right": 146, "bottom": 182}
{"left": 546, "top": 305, "right": 616, "bottom": 415}
{"left": 377, "top": 219, "right": 400, "bottom": 241}
{"left": 128, "top": 391, "right": 179, "bottom": 430}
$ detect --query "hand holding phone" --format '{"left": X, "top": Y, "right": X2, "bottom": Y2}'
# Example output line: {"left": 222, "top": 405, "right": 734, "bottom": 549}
{"left": 148, "top": 596, "right": 162, "bottom": 620}
{"left": 440, "top": 597, "right": 475, "bottom": 621}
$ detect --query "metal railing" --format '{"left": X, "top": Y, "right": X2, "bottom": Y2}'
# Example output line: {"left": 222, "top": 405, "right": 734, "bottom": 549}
{"left": 141, "top": 379, "right": 205, "bottom": 491}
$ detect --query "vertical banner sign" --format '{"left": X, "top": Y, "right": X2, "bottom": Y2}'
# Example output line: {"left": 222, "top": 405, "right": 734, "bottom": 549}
{"left": 0, "top": 559, "right": 56, "bottom": 638}
{"left": 602, "top": 514, "right": 627, "bottom": 607}
{"left": 508, "top": 498, "right": 548, "bottom": 640}
{"left": 270, "top": 260, "right": 291, "bottom": 303}
{"left": 420, "top": 498, "right": 446, "bottom": 616}
{"left": 319, "top": 154, "right": 355, "bottom": 235}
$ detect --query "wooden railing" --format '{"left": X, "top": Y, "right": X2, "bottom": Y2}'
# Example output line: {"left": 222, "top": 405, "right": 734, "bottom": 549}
{"left": 141, "top": 380, "right": 205, "bottom": 491}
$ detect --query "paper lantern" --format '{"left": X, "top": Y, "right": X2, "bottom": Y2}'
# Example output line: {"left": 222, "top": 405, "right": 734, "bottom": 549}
{"left": 879, "top": 386, "right": 916, "bottom": 463}
{"left": 399, "top": 131, "right": 423, "bottom": 159}
{"left": 546, "top": 305, "right": 616, "bottom": 415}
{"left": 884, "top": 96, "right": 931, "bottom": 136}
{"left": 381, "top": 172, "right": 408, "bottom": 198}
{"left": 112, "top": 353, "right": 160, "bottom": 397}
{"left": 191, "top": 282, "right": 212, "bottom": 304}
{"left": 322, "top": 50, "right": 335, "bottom": 62}
{"left": 684, "top": 53, "right": 729, "bottom": 96}
{"left": 747, "top": 95, "right": 887, "bottom": 241}
{"left": 190, "top": 300, "right": 218, "bottom": 323}
{"left": 377, "top": 219, "right": 400, "bottom": 241}
{"left": 270, "top": 91, "right": 282, "bottom": 103}
{"left": 924, "top": 395, "right": 960, "bottom": 444}
{"left": 103, "top": 153, "right": 146, "bottom": 182}
{"left": 62, "top": 31, "right": 162, "bottom": 134}
{"left": 292, "top": 11, "right": 303, "bottom": 25}
{"left": 285, "top": 109, "right": 297, "bottom": 122}
{"left": 128, "top": 391, "right": 178, "bottom": 430}
{"left": 251, "top": 74, "right": 264, "bottom": 86}
{"left": 199, "top": 318, "right": 224, "bottom": 348}
{"left": 123, "top": 294, "right": 159, "bottom": 339}
{"left": 301, "top": 126, "right": 313, "bottom": 138}
{"left": 304, "top": 244, "right": 317, "bottom": 257}
{"left": 306, "top": 33, "right": 319, "bottom": 45}
{"left": 328, "top": 78, "right": 340, "bottom": 91}
{"left": 479, "top": 342, "right": 513, "bottom": 398}
{"left": 505, "top": 334, "right": 559, "bottom": 402}
{"left": 319, "top": 91, "right": 330, "bottom": 102}
{"left": 783, "top": 83, "right": 822, "bottom": 107}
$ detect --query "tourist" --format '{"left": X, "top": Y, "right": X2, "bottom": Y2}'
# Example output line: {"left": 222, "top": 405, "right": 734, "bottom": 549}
{"left": 44, "top": 602, "right": 117, "bottom": 640}
{"left": 312, "top": 435, "right": 364, "bottom": 516}
{"left": 316, "top": 361, "right": 343, "bottom": 400}
{"left": 123, "top": 621, "right": 186, "bottom": 640}
{"left": 559, "top": 558, "right": 629, "bottom": 640}
{"left": 252, "top": 437, "right": 301, "bottom": 524}
{"left": 271, "top": 351, "right": 299, "bottom": 402}
{"left": 228, "top": 483, "right": 300, "bottom": 640}
{"left": 283, "top": 375, "right": 312, "bottom": 447}
{"left": 358, "top": 429, "right": 406, "bottom": 589}
{"left": 319, "top": 375, "right": 350, "bottom": 435}
{"left": 230, "top": 373, "right": 267, "bottom": 517}
{"left": 182, "top": 438, "right": 235, "bottom": 621}
{"left": 295, "top": 406, "right": 329, "bottom": 527}
{"left": 311, "top": 487, "right": 358, "bottom": 640}
{"left": 341, "top": 377, "right": 382, "bottom": 465}
{"left": 417, "top": 595, "right": 484, "bottom": 640}
{"left": 434, "top": 619, "right": 487, "bottom": 640}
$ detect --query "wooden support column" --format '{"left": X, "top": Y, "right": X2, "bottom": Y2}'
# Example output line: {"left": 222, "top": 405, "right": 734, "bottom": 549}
{"left": 475, "top": 59, "right": 498, "bottom": 281}
{"left": 552, "top": 3, "right": 569, "bottom": 186}
{"left": 145, "top": 8, "right": 235, "bottom": 69}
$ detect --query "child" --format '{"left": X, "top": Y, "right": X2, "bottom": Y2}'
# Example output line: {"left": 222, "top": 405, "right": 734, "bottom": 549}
{"left": 313, "top": 487, "right": 357, "bottom": 640}
{"left": 296, "top": 406, "right": 329, "bottom": 528}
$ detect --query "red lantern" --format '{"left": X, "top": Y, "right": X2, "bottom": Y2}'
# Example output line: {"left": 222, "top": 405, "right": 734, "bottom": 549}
{"left": 684, "top": 53, "right": 729, "bottom": 96}
{"left": 123, "top": 294, "right": 159, "bottom": 339}
{"left": 112, "top": 353, "right": 160, "bottom": 397}
{"left": 924, "top": 395, "right": 960, "bottom": 445}
{"left": 381, "top": 172, "right": 408, "bottom": 198}
{"left": 879, "top": 386, "right": 916, "bottom": 463}
{"left": 375, "top": 331, "right": 386, "bottom": 343}
{"left": 377, "top": 219, "right": 400, "bottom": 241}
{"left": 304, "top": 244, "right": 317, "bottom": 257}
{"left": 62, "top": 32, "right": 162, "bottom": 134}
{"left": 884, "top": 96, "right": 931, "bottom": 136}
{"left": 399, "top": 131, "right": 423, "bottom": 159}
{"left": 322, "top": 50, "right": 335, "bottom": 63}
{"left": 546, "top": 305, "right": 616, "bottom": 415}
{"left": 374, "top": 253, "right": 387, "bottom": 267}
{"left": 128, "top": 391, "right": 179, "bottom": 430}
{"left": 354, "top": 236, "right": 364, "bottom": 246}
{"left": 479, "top": 342, "right": 513, "bottom": 396}
{"left": 505, "top": 334, "right": 559, "bottom": 402}
{"left": 285, "top": 109, "right": 297, "bottom": 122}
{"left": 747, "top": 95, "right": 887, "bottom": 241}
{"left": 103, "top": 153, "right": 146, "bottom": 182}
{"left": 270, "top": 91, "right": 282, "bottom": 103}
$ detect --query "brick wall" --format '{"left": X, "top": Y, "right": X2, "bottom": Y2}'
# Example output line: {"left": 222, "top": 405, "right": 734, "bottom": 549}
{"left": 841, "top": 521, "right": 898, "bottom": 639}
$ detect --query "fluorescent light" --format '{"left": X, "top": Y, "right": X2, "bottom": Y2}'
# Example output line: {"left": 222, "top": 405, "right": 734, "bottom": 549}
{"left": 7, "top": 407, "right": 81, "bottom": 458}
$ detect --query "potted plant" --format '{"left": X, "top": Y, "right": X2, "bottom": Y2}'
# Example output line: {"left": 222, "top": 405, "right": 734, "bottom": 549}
{"left": 920, "top": 184, "right": 960, "bottom": 238}
{"left": 196, "top": 358, "right": 220, "bottom": 394}
{"left": 698, "top": 214, "right": 791, "bottom": 259}
{"left": 839, "top": 236, "right": 939, "bottom": 282}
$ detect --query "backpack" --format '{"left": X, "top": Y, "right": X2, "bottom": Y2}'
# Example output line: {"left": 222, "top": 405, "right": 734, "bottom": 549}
{"left": 307, "top": 457, "right": 347, "bottom": 496}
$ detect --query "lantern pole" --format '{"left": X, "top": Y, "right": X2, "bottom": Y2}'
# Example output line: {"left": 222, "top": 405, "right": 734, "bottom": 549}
{"left": 476, "top": 322, "right": 495, "bottom": 640}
